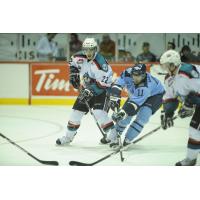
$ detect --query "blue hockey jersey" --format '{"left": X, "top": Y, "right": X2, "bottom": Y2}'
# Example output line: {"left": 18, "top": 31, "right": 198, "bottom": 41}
{"left": 114, "top": 67, "right": 165, "bottom": 106}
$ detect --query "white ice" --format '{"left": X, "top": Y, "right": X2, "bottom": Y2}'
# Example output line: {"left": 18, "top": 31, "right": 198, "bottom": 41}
{"left": 0, "top": 105, "right": 199, "bottom": 166}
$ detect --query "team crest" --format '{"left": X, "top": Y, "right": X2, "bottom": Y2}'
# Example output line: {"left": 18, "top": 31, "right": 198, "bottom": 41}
{"left": 102, "top": 64, "right": 108, "bottom": 72}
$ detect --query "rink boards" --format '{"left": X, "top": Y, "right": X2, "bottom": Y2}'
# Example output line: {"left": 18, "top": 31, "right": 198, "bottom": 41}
{"left": 0, "top": 61, "right": 160, "bottom": 105}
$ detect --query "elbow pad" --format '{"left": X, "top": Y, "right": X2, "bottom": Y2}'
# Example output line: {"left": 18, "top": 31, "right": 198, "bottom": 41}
{"left": 111, "top": 84, "right": 122, "bottom": 98}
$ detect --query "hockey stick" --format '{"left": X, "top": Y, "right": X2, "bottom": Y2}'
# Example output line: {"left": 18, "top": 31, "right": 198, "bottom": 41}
{"left": 114, "top": 108, "right": 125, "bottom": 162}
{"left": 69, "top": 116, "right": 178, "bottom": 166}
{"left": 77, "top": 85, "right": 106, "bottom": 137}
{"left": 81, "top": 94, "right": 106, "bottom": 137}
{"left": 81, "top": 88, "right": 124, "bottom": 161}
{"left": 0, "top": 133, "right": 59, "bottom": 166}
{"left": 117, "top": 133, "right": 125, "bottom": 162}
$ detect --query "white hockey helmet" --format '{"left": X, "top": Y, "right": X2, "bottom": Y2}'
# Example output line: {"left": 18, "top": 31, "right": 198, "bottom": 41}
{"left": 82, "top": 38, "right": 97, "bottom": 59}
{"left": 160, "top": 50, "right": 181, "bottom": 66}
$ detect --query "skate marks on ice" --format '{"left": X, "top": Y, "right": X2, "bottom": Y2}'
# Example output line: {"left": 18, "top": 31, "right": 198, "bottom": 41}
{"left": 0, "top": 115, "right": 63, "bottom": 145}
{"left": 0, "top": 106, "right": 199, "bottom": 165}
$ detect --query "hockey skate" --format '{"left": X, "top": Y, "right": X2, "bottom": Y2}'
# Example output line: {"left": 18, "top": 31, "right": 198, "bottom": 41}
{"left": 109, "top": 139, "right": 120, "bottom": 149}
{"left": 123, "top": 138, "right": 132, "bottom": 147}
{"left": 56, "top": 136, "right": 73, "bottom": 145}
{"left": 100, "top": 136, "right": 111, "bottom": 144}
{"left": 56, "top": 130, "right": 77, "bottom": 145}
{"left": 175, "top": 158, "right": 197, "bottom": 166}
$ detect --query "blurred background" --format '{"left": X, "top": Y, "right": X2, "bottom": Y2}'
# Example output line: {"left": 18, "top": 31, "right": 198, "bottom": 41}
{"left": 0, "top": 33, "right": 200, "bottom": 63}
{"left": 0, "top": 33, "right": 200, "bottom": 106}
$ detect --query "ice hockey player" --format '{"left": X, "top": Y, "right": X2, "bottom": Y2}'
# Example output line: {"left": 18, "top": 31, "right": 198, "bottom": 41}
{"left": 56, "top": 38, "right": 114, "bottom": 145}
{"left": 160, "top": 50, "right": 200, "bottom": 166}
{"left": 101, "top": 63, "right": 165, "bottom": 148}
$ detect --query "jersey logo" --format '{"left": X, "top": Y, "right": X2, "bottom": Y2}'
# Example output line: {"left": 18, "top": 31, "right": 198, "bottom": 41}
{"left": 102, "top": 64, "right": 108, "bottom": 72}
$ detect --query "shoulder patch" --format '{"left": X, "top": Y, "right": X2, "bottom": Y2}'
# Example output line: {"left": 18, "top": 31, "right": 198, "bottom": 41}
{"left": 124, "top": 68, "right": 132, "bottom": 77}
{"left": 94, "top": 53, "right": 109, "bottom": 72}
{"left": 178, "top": 63, "right": 200, "bottom": 78}
{"left": 101, "top": 63, "right": 108, "bottom": 72}
{"left": 120, "top": 69, "right": 131, "bottom": 78}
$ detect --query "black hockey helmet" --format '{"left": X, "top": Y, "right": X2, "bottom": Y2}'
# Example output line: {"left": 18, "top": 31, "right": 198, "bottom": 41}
{"left": 131, "top": 63, "right": 146, "bottom": 76}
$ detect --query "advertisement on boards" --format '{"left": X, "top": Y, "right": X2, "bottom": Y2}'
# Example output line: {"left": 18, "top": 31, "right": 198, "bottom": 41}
{"left": 31, "top": 62, "right": 147, "bottom": 97}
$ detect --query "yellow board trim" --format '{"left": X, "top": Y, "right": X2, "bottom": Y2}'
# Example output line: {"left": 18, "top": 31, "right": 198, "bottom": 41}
{"left": 31, "top": 99, "right": 76, "bottom": 105}
{"left": 0, "top": 98, "right": 29, "bottom": 105}
{"left": 0, "top": 98, "right": 127, "bottom": 106}
{"left": 2, "top": 98, "right": 181, "bottom": 109}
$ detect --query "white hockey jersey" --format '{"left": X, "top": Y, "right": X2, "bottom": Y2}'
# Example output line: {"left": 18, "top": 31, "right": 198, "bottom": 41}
{"left": 163, "top": 63, "right": 200, "bottom": 103}
{"left": 163, "top": 74, "right": 177, "bottom": 102}
{"left": 69, "top": 51, "right": 113, "bottom": 95}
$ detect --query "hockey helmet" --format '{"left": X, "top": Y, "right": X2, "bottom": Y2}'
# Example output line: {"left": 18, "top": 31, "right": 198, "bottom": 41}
{"left": 82, "top": 38, "right": 97, "bottom": 59}
{"left": 131, "top": 63, "right": 146, "bottom": 76}
{"left": 131, "top": 64, "right": 146, "bottom": 84}
{"left": 160, "top": 50, "right": 181, "bottom": 66}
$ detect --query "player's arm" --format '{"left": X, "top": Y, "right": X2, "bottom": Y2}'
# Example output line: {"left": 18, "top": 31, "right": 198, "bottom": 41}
{"left": 68, "top": 56, "right": 80, "bottom": 89}
{"left": 160, "top": 74, "right": 179, "bottom": 129}
{"left": 175, "top": 76, "right": 197, "bottom": 118}
{"left": 111, "top": 87, "right": 148, "bottom": 122}
{"left": 109, "top": 71, "right": 127, "bottom": 112}
{"left": 127, "top": 87, "right": 149, "bottom": 113}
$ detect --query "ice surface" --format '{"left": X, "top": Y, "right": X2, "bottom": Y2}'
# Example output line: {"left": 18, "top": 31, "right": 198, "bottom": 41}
{"left": 0, "top": 105, "right": 199, "bottom": 166}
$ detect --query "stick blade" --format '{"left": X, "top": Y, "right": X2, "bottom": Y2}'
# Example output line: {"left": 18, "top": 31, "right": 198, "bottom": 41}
{"left": 39, "top": 160, "right": 59, "bottom": 166}
{"left": 69, "top": 161, "right": 92, "bottom": 166}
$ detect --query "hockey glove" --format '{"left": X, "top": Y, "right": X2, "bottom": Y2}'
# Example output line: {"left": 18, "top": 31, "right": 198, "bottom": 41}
{"left": 69, "top": 66, "right": 80, "bottom": 89}
{"left": 79, "top": 88, "right": 94, "bottom": 102}
{"left": 112, "top": 109, "right": 127, "bottom": 122}
{"left": 70, "top": 74, "right": 80, "bottom": 89}
{"left": 109, "top": 95, "right": 121, "bottom": 112}
{"left": 178, "top": 103, "right": 194, "bottom": 118}
{"left": 161, "top": 111, "right": 174, "bottom": 130}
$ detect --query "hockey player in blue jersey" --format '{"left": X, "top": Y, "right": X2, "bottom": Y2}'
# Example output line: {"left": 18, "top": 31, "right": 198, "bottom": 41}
{"left": 160, "top": 50, "right": 200, "bottom": 166}
{"left": 56, "top": 38, "right": 114, "bottom": 145}
{"left": 101, "top": 63, "right": 165, "bottom": 148}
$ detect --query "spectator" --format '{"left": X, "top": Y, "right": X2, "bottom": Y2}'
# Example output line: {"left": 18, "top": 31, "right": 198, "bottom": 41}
{"left": 36, "top": 33, "right": 58, "bottom": 61}
{"left": 167, "top": 42, "right": 176, "bottom": 50}
{"left": 197, "top": 51, "right": 200, "bottom": 61}
{"left": 118, "top": 49, "right": 134, "bottom": 62}
{"left": 69, "top": 33, "right": 82, "bottom": 56}
{"left": 100, "top": 34, "right": 115, "bottom": 61}
{"left": 180, "top": 45, "right": 198, "bottom": 63}
{"left": 136, "top": 42, "right": 156, "bottom": 63}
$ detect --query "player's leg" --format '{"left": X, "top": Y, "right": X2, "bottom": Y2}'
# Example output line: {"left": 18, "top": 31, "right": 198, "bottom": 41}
{"left": 176, "top": 106, "right": 200, "bottom": 166}
{"left": 108, "top": 99, "right": 134, "bottom": 147}
{"left": 108, "top": 116, "right": 132, "bottom": 148}
{"left": 56, "top": 96, "right": 93, "bottom": 145}
{"left": 92, "top": 91, "right": 114, "bottom": 143}
{"left": 124, "top": 93, "right": 163, "bottom": 146}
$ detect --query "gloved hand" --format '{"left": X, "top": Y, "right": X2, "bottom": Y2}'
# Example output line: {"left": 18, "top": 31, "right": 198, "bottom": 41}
{"left": 178, "top": 103, "right": 194, "bottom": 118}
{"left": 109, "top": 95, "right": 121, "bottom": 112}
{"left": 161, "top": 111, "right": 174, "bottom": 130}
{"left": 79, "top": 88, "right": 94, "bottom": 102}
{"left": 70, "top": 73, "right": 80, "bottom": 89}
{"left": 112, "top": 109, "right": 126, "bottom": 122}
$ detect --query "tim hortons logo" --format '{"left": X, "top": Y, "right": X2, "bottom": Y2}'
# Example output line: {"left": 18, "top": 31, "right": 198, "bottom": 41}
{"left": 34, "top": 69, "right": 70, "bottom": 92}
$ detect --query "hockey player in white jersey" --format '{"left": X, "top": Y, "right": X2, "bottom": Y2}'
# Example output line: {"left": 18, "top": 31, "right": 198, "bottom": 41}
{"left": 56, "top": 38, "right": 114, "bottom": 145}
{"left": 101, "top": 63, "right": 165, "bottom": 148}
{"left": 160, "top": 50, "right": 200, "bottom": 166}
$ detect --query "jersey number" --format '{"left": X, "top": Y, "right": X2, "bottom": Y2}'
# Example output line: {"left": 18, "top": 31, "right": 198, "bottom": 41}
{"left": 102, "top": 76, "right": 109, "bottom": 83}
{"left": 137, "top": 89, "right": 144, "bottom": 97}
